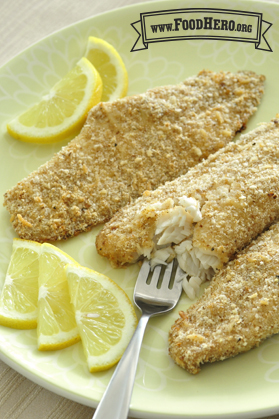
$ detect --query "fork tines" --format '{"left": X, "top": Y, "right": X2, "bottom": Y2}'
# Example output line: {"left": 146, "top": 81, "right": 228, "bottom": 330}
{"left": 136, "top": 259, "right": 183, "bottom": 293}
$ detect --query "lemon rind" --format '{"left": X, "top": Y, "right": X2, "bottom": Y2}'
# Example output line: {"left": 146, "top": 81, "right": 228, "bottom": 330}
{"left": 40, "top": 243, "right": 78, "bottom": 265}
{"left": 0, "top": 311, "right": 37, "bottom": 329}
{"left": 38, "top": 328, "right": 80, "bottom": 351}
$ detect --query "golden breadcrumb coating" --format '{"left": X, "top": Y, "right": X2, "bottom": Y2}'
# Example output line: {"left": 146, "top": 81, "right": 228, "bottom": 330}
{"left": 169, "top": 222, "right": 279, "bottom": 374}
{"left": 3, "top": 70, "right": 264, "bottom": 242}
{"left": 96, "top": 117, "right": 279, "bottom": 267}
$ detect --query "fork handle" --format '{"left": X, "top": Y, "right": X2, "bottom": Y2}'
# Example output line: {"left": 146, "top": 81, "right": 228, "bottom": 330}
{"left": 93, "top": 313, "right": 150, "bottom": 419}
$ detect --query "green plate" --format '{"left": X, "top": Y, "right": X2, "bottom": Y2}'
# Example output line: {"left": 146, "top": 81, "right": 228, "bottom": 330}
{"left": 0, "top": 0, "right": 279, "bottom": 417}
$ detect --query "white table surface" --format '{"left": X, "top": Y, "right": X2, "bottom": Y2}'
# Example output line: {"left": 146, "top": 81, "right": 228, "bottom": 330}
{"left": 1, "top": 0, "right": 279, "bottom": 418}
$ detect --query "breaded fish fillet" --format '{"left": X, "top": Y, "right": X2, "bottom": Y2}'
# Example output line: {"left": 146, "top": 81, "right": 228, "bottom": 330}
{"left": 4, "top": 70, "right": 264, "bottom": 242}
{"left": 169, "top": 222, "right": 279, "bottom": 374}
{"left": 96, "top": 117, "right": 279, "bottom": 284}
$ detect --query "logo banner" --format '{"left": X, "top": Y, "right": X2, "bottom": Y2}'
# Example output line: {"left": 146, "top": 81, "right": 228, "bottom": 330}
{"left": 131, "top": 8, "right": 272, "bottom": 52}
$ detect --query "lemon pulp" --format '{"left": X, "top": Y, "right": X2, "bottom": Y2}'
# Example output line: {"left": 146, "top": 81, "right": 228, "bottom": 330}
{"left": 37, "top": 244, "right": 80, "bottom": 350}
{"left": 85, "top": 36, "right": 128, "bottom": 102}
{"left": 0, "top": 239, "right": 41, "bottom": 329}
{"left": 7, "top": 57, "right": 102, "bottom": 143}
{"left": 66, "top": 264, "right": 137, "bottom": 372}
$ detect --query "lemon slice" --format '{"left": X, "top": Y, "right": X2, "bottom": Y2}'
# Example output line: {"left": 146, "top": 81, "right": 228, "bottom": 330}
{"left": 7, "top": 57, "right": 103, "bottom": 144}
{"left": 0, "top": 239, "right": 41, "bottom": 329}
{"left": 37, "top": 244, "right": 80, "bottom": 350}
{"left": 85, "top": 36, "right": 128, "bottom": 102}
{"left": 65, "top": 264, "right": 137, "bottom": 372}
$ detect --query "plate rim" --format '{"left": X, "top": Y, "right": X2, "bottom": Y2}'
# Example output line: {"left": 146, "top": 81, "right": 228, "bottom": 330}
{"left": 1, "top": 0, "right": 279, "bottom": 418}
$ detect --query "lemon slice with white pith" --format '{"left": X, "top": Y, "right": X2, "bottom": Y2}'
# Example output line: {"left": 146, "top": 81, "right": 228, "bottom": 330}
{"left": 7, "top": 57, "right": 102, "bottom": 143}
{"left": 85, "top": 36, "right": 128, "bottom": 102}
{"left": 0, "top": 239, "right": 41, "bottom": 329}
{"left": 66, "top": 264, "right": 137, "bottom": 372}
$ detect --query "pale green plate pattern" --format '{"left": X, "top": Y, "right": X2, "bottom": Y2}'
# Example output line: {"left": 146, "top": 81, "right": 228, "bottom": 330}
{"left": 1, "top": 0, "right": 279, "bottom": 417}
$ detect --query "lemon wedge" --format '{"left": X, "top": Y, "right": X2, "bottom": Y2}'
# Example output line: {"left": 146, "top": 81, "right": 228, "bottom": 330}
{"left": 65, "top": 264, "right": 137, "bottom": 372}
{"left": 85, "top": 36, "right": 128, "bottom": 102}
{"left": 0, "top": 239, "right": 41, "bottom": 329}
{"left": 37, "top": 244, "right": 80, "bottom": 351}
{"left": 7, "top": 57, "right": 102, "bottom": 144}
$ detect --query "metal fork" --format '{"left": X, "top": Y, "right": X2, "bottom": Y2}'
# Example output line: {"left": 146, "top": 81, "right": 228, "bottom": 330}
{"left": 93, "top": 259, "right": 183, "bottom": 419}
